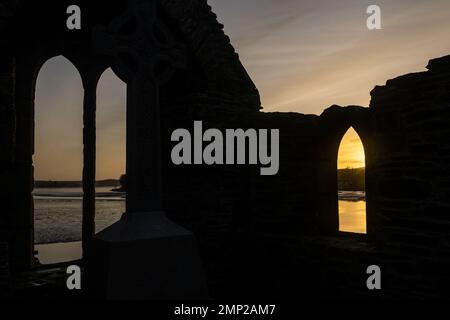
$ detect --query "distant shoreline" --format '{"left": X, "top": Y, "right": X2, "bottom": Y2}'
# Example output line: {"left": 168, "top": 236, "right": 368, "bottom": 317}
{"left": 35, "top": 179, "right": 120, "bottom": 188}
{"left": 338, "top": 190, "right": 365, "bottom": 201}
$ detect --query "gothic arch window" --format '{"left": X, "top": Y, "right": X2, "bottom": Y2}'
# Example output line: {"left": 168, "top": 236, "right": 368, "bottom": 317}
{"left": 95, "top": 68, "right": 126, "bottom": 233}
{"left": 33, "top": 56, "right": 83, "bottom": 264}
{"left": 337, "top": 126, "right": 367, "bottom": 234}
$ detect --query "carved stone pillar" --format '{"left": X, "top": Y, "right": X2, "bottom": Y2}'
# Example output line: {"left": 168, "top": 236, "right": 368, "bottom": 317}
{"left": 126, "top": 77, "right": 163, "bottom": 213}
{"left": 87, "top": 1, "right": 208, "bottom": 299}
{"left": 82, "top": 73, "right": 99, "bottom": 258}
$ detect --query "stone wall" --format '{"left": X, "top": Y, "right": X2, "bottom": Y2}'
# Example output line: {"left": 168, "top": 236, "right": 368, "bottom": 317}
{"left": 0, "top": 2, "right": 15, "bottom": 291}
{"left": 160, "top": 106, "right": 374, "bottom": 297}
{"left": 368, "top": 55, "right": 450, "bottom": 297}
{"left": 0, "top": 0, "right": 261, "bottom": 272}
{"left": 160, "top": 55, "right": 450, "bottom": 299}
{"left": 160, "top": 0, "right": 261, "bottom": 111}
{"left": 0, "top": 243, "right": 9, "bottom": 297}
{"left": 1, "top": 0, "right": 450, "bottom": 299}
{"left": 161, "top": 110, "right": 324, "bottom": 296}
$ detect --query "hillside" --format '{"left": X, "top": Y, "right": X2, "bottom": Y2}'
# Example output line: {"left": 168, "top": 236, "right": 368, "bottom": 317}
{"left": 338, "top": 167, "right": 365, "bottom": 191}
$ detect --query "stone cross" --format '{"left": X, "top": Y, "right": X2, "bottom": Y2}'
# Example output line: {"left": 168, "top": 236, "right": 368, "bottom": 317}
{"left": 93, "top": 0, "right": 185, "bottom": 213}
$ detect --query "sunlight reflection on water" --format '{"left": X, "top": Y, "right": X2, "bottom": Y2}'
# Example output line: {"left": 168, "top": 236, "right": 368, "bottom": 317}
{"left": 338, "top": 200, "right": 366, "bottom": 234}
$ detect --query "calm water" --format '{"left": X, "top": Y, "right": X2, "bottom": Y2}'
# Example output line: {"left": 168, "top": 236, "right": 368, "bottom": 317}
{"left": 338, "top": 191, "right": 366, "bottom": 234}
{"left": 35, "top": 242, "right": 82, "bottom": 264}
{"left": 33, "top": 187, "right": 124, "bottom": 264}
{"left": 338, "top": 200, "right": 366, "bottom": 234}
{"left": 34, "top": 187, "right": 124, "bottom": 244}
{"left": 33, "top": 188, "right": 366, "bottom": 264}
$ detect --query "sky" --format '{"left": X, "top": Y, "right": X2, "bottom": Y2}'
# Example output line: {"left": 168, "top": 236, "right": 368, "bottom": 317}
{"left": 35, "top": 63, "right": 126, "bottom": 181}
{"left": 210, "top": 0, "right": 450, "bottom": 113}
{"left": 338, "top": 127, "right": 365, "bottom": 169}
{"left": 34, "top": 0, "right": 450, "bottom": 179}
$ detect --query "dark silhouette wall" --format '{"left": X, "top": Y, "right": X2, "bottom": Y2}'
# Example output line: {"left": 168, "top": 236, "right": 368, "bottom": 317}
{"left": 1, "top": 0, "right": 450, "bottom": 299}
{"left": 161, "top": 56, "right": 450, "bottom": 298}
{"left": 0, "top": 0, "right": 260, "bottom": 271}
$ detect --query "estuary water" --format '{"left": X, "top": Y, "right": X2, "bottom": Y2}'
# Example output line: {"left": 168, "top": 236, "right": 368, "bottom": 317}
{"left": 33, "top": 188, "right": 366, "bottom": 264}
{"left": 338, "top": 191, "right": 366, "bottom": 234}
{"left": 34, "top": 187, "right": 124, "bottom": 264}
{"left": 34, "top": 187, "right": 125, "bottom": 244}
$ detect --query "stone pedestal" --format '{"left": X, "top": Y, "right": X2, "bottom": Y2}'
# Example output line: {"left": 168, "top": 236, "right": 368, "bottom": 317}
{"left": 87, "top": 211, "right": 208, "bottom": 300}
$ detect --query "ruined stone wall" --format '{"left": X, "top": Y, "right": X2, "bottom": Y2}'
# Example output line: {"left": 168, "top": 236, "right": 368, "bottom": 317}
{"left": 0, "top": 0, "right": 262, "bottom": 272}
{"left": 0, "top": 55, "right": 15, "bottom": 249}
{"left": 161, "top": 56, "right": 450, "bottom": 299}
{"left": 160, "top": 0, "right": 260, "bottom": 112}
{"left": 0, "top": 1, "right": 15, "bottom": 291}
{"left": 368, "top": 55, "right": 450, "bottom": 297}
{"left": 161, "top": 110, "right": 323, "bottom": 297}
{"left": 0, "top": 243, "right": 9, "bottom": 296}
{"left": 158, "top": 46, "right": 375, "bottom": 297}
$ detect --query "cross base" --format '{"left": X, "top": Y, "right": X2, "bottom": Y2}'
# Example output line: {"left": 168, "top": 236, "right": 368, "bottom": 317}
{"left": 86, "top": 211, "right": 209, "bottom": 300}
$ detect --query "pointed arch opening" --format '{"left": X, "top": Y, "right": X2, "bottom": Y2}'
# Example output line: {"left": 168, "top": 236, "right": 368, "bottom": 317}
{"left": 33, "top": 56, "right": 83, "bottom": 264}
{"left": 95, "top": 68, "right": 126, "bottom": 233}
{"left": 337, "top": 127, "right": 366, "bottom": 234}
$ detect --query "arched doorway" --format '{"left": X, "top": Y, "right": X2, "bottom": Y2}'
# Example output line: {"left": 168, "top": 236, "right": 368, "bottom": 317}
{"left": 33, "top": 56, "right": 83, "bottom": 264}
{"left": 337, "top": 127, "right": 366, "bottom": 234}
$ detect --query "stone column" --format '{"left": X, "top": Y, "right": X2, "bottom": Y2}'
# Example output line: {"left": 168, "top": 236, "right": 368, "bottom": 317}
{"left": 82, "top": 74, "right": 98, "bottom": 257}
{"left": 126, "top": 76, "right": 163, "bottom": 214}
{"left": 11, "top": 55, "right": 35, "bottom": 270}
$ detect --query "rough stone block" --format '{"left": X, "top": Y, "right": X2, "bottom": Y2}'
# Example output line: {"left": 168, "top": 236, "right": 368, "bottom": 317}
{"left": 87, "top": 211, "right": 208, "bottom": 300}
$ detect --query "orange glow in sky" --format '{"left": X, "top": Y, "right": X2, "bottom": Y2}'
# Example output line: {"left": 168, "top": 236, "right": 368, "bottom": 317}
{"left": 34, "top": 1, "right": 450, "bottom": 180}
{"left": 337, "top": 127, "right": 365, "bottom": 169}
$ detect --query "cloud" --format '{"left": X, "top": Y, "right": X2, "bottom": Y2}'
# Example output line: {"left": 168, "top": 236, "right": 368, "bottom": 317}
{"left": 210, "top": 0, "right": 450, "bottom": 114}
{"left": 34, "top": 1, "right": 450, "bottom": 179}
